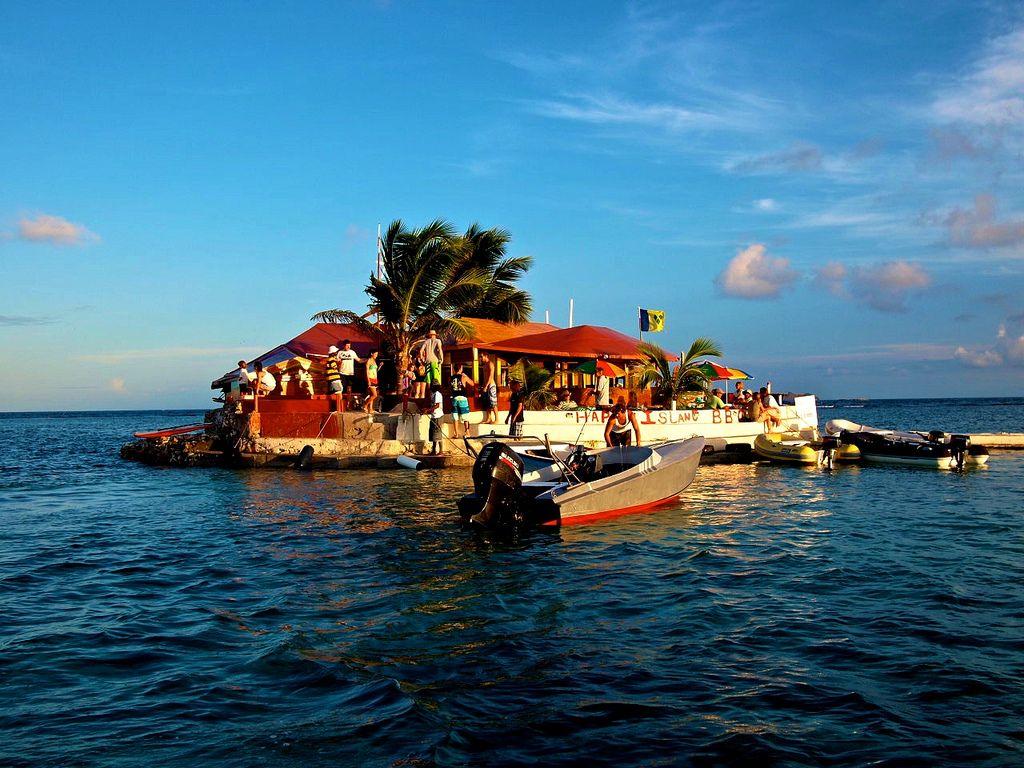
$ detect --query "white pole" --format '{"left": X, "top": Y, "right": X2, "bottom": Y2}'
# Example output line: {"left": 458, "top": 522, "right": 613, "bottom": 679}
{"left": 568, "top": 298, "right": 574, "bottom": 328}
{"left": 638, "top": 306, "right": 643, "bottom": 344}
{"left": 376, "top": 222, "right": 382, "bottom": 281}
{"left": 545, "top": 309, "right": 550, "bottom": 325}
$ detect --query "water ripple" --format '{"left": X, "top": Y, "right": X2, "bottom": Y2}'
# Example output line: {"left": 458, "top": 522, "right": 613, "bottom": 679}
{"left": 1, "top": 408, "right": 1023, "bottom": 766}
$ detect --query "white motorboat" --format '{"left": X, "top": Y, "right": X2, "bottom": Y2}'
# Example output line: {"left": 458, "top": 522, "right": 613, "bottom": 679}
{"left": 458, "top": 437, "right": 705, "bottom": 530}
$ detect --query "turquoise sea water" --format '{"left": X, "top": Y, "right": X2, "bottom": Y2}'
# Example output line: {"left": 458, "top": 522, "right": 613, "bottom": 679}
{"left": 1, "top": 399, "right": 1023, "bottom": 766}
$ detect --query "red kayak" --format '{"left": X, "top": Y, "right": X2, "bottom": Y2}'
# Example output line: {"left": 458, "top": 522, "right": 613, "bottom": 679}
{"left": 133, "top": 423, "right": 207, "bottom": 439}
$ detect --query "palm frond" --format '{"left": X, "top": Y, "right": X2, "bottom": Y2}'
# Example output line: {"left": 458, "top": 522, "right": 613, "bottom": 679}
{"left": 681, "top": 337, "right": 723, "bottom": 365}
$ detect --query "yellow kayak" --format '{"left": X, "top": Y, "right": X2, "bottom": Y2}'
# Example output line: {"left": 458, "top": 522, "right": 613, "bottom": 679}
{"left": 754, "top": 433, "right": 861, "bottom": 465}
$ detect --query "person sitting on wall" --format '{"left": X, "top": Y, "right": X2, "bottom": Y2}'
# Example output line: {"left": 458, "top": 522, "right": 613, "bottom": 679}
{"left": 706, "top": 387, "right": 726, "bottom": 409}
{"left": 555, "top": 389, "right": 578, "bottom": 410}
{"left": 757, "top": 387, "right": 782, "bottom": 429}
{"left": 604, "top": 398, "right": 641, "bottom": 447}
{"left": 253, "top": 361, "right": 277, "bottom": 396}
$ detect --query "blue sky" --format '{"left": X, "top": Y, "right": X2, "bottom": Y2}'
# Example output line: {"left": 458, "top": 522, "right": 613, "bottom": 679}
{"left": 2, "top": 0, "right": 1024, "bottom": 410}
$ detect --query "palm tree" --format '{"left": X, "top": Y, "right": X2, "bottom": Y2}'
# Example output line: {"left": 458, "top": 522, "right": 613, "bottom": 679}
{"left": 506, "top": 359, "right": 556, "bottom": 410}
{"left": 311, "top": 219, "right": 533, "bottom": 368}
{"left": 635, "top": 337, "right": 723, "bottom": 406}
{"left": 449, "top": 224, "right": 533, "bottom": 323}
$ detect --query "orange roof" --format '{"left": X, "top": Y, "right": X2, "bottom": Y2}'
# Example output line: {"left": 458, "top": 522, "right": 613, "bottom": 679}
{"left": 483, "top": 324, "right": 678, "bottom": 362}
{"left": 449, "top": 317, "right": 559, "bottom": 347}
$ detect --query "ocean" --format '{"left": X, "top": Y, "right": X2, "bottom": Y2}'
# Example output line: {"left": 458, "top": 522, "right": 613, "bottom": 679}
{"left": 1, "top": 399, "right": 1022, "bottom": 766}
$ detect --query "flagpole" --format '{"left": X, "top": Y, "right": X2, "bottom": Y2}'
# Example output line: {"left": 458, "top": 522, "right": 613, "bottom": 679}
{"left": 376, "top": 222, "right": 382, "bottom": 281}
{"left": 638, "top": 306, "right": 643, "bottom": 344}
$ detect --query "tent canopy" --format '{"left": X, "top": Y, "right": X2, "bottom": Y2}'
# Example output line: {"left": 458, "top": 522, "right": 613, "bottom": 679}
{"left": 484, "top": 324, "right": 678, "bottom": 362}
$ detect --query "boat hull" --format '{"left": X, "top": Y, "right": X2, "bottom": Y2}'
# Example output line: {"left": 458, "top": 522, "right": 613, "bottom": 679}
{"left": 550, "top": 439, "right": 705, "bottom": 524}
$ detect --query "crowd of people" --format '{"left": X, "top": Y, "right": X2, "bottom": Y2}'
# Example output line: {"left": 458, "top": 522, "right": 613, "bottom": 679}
{"left": 232, "top": 336, "right": 785, "bottom": 452}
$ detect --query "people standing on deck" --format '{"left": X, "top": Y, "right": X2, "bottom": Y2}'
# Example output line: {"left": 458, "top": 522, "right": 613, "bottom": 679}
{"left": 336, "top": 339, "right": 362, "bottom": 397}
{"left": 400, "top": 360, "right": 416, "bottom": 415}
{"left": 419, "top": 330, "right": 444, "bottom": 392}
{"left": 479, "top": 352, "right": 498, "bottom": 424}
{"left": 729, "top": 381, "right": 746, "bottom": 405}
{"left": 429, "top": 383, "right": 445, "bottom": 455}
{"left": 413, "top": 358, "right": 428, "bottom": 400}
{"left": 253, "top": 361, "right": 277, "bottom": 395}
{"left": 325, "top": 347, "right": 344, "bottom": 399}
{"left": 605, "top": 399, "right": 641, "bottom": 447}
{"left": 449, "top": 365, "right": 473, "bottom": 438}
{"left": 236, "top": 360, "right": 252, "bottom": 394}
{"left": 593, "top": 368, "right": 611, "bottom": 410}
{"left": 506, "top": 379, "right": 526, "bottom": 438}
{"left": 363, "top": 350, "right": 379, "bottom": 414}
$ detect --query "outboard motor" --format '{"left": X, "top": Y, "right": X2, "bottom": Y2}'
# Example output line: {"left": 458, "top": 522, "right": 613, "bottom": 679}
{"left": 563, "top": 445, "right": 598, "bottom": 481}
{"left": 820, "top": 435, "right": 840, "bottom": 469}
{"left": 927, "top": 430, "right": 946, "bottom": 443}
{"left": 469, "top": 442, "right": 525, "bottom": 530}
{"left": 949, "top": 434, "right": 970, "bottom": 471}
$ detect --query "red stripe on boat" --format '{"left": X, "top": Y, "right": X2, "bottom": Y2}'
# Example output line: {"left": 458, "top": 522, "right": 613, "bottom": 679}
{"left": 540, "top": 494, "right": 681, "bottom": 526}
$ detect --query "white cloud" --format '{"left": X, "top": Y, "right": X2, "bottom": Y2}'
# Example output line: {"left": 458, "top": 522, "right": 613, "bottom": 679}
{"left": 753, "top": 198, "right": 778, "bottom": 212}
{"left": 17, "top": 214, "right": 99, "bottom": 246}
{"left": 955, "top": 324, "right": 1024, "bottom": 368}
{"left": 75, "top": 346, "right": 262, "bottom": 364}
{"left": 730, "top": 142, "right": 823, "bottom": 173}
{"left": 932, "top": 28, "right": 1024, "bottom": 127}
{"left": 0, "top": 313, "right": 56, "bottom": 326}
{"left": 527, "top": 94, "right": 731, "bottom": 132}
{"left": 715, "top": 243, "right": 798, "bottom": 299}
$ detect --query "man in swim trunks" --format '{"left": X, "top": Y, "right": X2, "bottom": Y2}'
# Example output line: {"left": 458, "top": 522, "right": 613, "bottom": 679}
{"left": 479, "top": 352, "right": 498, "bottom": 424}
{"left": 419, "top": 329, "right": 443, "bottom": 388}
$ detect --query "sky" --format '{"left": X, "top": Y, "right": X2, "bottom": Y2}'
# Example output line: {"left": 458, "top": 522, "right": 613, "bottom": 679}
{"left": 2, "top": 0, "right": 1024, "bottom": 410}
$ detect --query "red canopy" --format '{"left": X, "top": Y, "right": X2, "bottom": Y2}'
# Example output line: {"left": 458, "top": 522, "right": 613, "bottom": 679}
{"left": 211, "top": 323, "right": 381, "bottom": 388}
{"left": 484, "top": 324, "right": 678, "bottom": 362}
{"left": 277, "top": 322, "right": 379, "bottom": 358}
